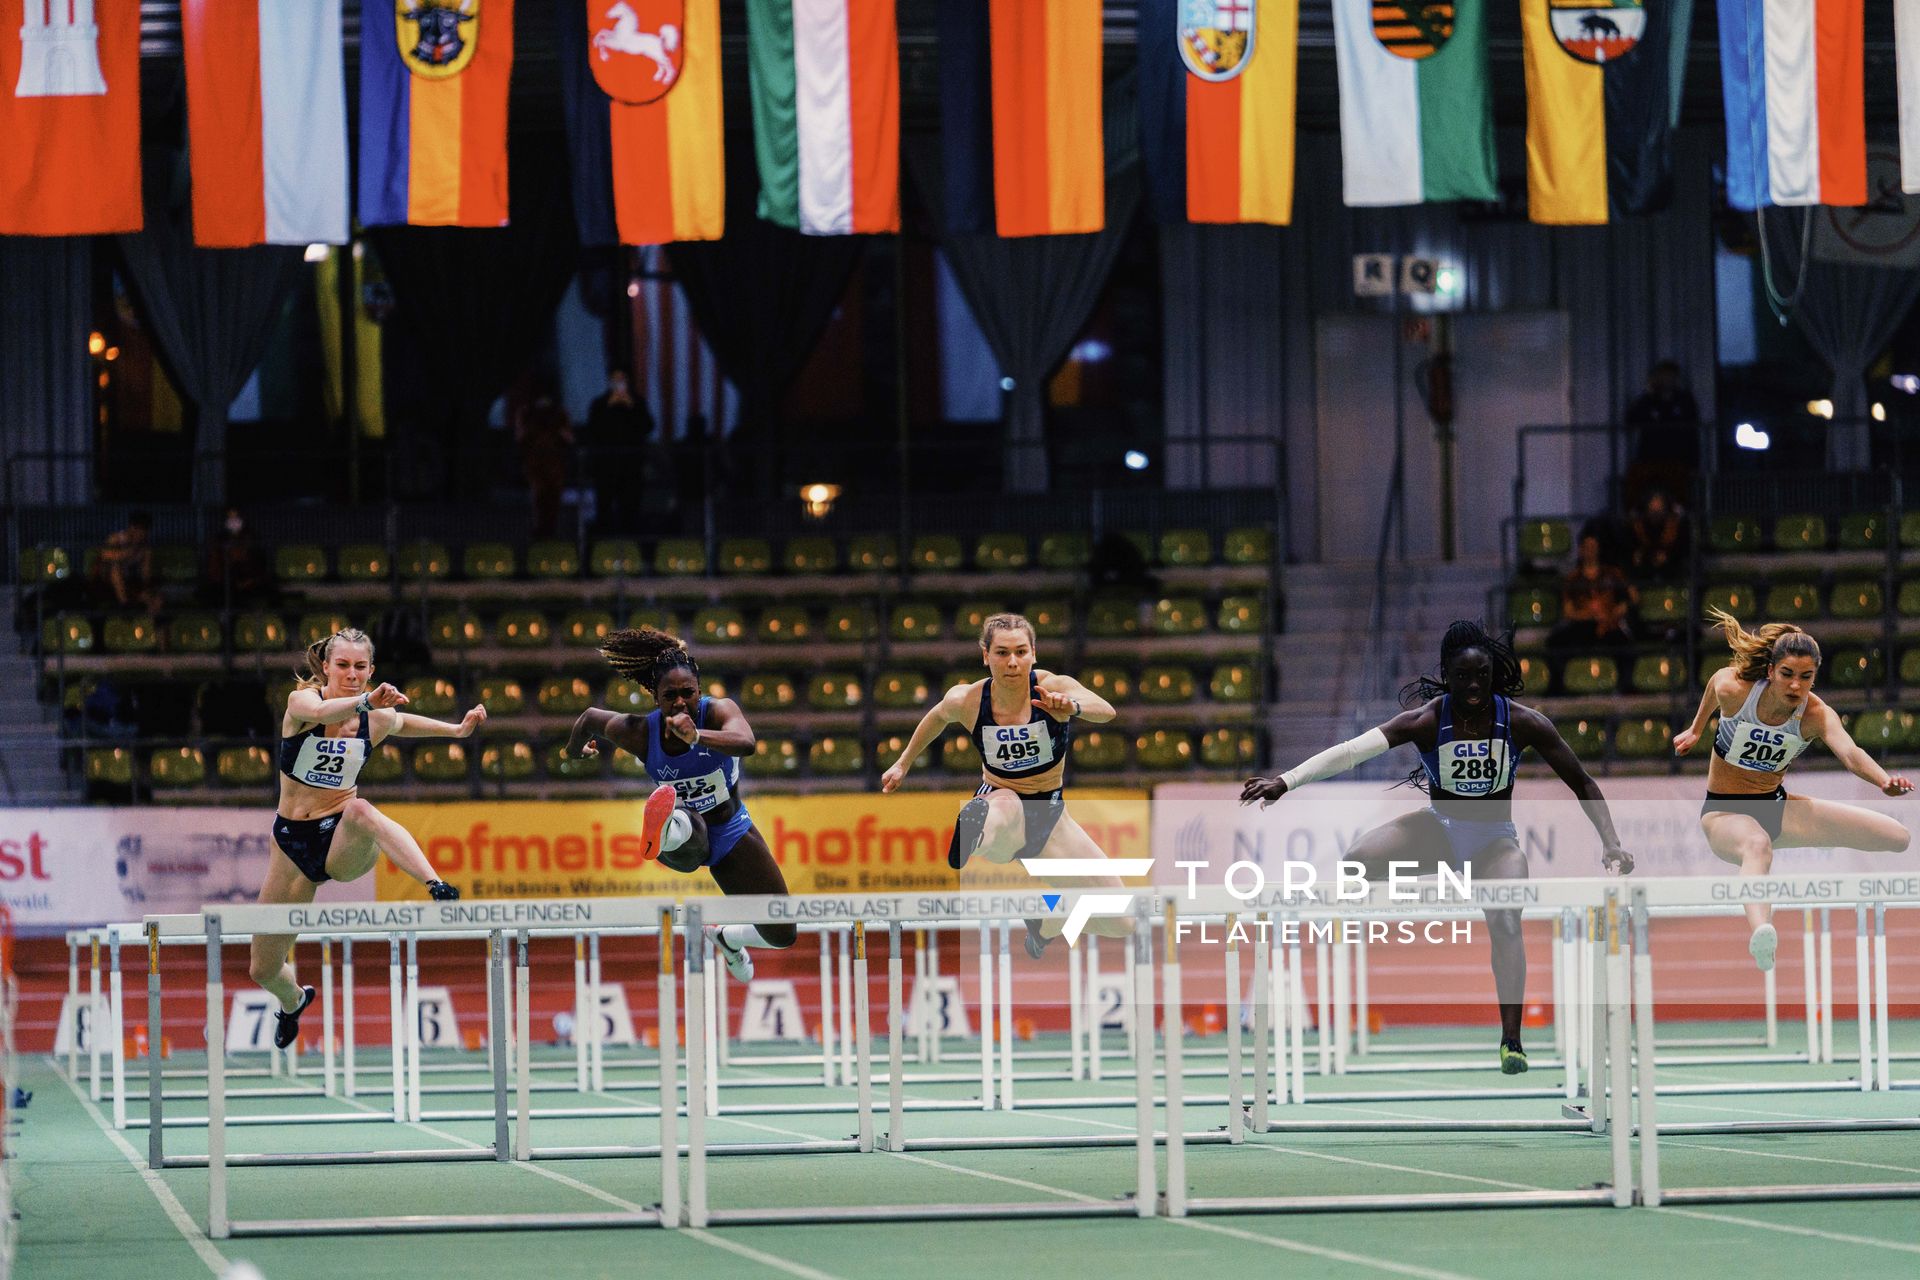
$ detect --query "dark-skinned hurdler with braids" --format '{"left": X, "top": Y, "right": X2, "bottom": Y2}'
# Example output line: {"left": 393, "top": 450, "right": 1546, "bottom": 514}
{"left": 565, "top": 626, "right": 796, "bottom": 979}
{"left": 1240, "top": 621, "right": 1634, "bottom": 1073}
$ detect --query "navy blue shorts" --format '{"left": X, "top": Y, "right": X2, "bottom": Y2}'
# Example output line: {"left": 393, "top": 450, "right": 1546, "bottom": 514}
{"left": 1702, "top": 787, "right": 1788, "bottom": 842}
{"left": 272, "top": 813, "right": 340, "bottom": 883}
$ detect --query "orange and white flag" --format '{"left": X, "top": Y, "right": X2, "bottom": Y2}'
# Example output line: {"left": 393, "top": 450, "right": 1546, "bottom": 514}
{"left": 0, "top": 0, "right": 143, "bottom": 235}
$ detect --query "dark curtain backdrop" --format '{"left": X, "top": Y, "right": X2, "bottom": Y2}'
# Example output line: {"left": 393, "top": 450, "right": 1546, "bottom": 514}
{"left": 0, "top": 237, "right": 92, "bottom": 505}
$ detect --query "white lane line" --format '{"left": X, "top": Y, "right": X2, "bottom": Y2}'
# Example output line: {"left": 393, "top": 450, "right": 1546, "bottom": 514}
{"left": 57, "top": 1067, "right": 229, "bottom": 1277}
{"left": 1654, "top": 1207, "right": 1920, "bottom": 1255}
{"left": 1664, "top": 1140, "right": 1920, "bottom": 1177}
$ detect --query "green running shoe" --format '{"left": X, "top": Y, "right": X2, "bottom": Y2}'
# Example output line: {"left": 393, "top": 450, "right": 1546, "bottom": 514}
{"left": 1499, "top": 1039, "right": 1529, "bottom": 1075}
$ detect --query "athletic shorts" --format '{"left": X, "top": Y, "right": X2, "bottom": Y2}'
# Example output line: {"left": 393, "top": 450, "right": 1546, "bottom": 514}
{"left": 705, "top": 804, "right": 755, "bottom": 865}
{"left": 976, "top": 781, "right": 1067, "bottom": 859}
{"left": 272, "top": 813, "right": 340, "bottom": 883}
{"left": 1428, "top": 808, "right": 1519, "bottom": 870}
{"left": 1702, "top": 787, "right": 1788, "bottom": 842}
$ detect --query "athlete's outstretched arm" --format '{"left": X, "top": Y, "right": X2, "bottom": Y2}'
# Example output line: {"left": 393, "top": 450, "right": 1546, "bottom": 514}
{"left": 289, "top": 683, "right": 406, "bottom": 727}
{"left": 1675, "top": 668, "right": 1733, "bottom": 754}
{"left": 1515, "top": 706, "right": 1632, "bottom": 873}
{"left": 389, "top": 706, "right": 487, "bottom": 739}
{"left": 1035, "top": 672, "right": 1114, "bottom": 723}
{"left": 882, "top": 685, "right": 969, "bottom": 792}
{"left": 680, "top": 697, "right": 756, "bottom": 756}
{"left": 565, "top": 707, "right": 634, "bottom": 758}
{"left": 1239, "top": 706, "right": 1426, "bottom": 808}
{"left": 1807, "top": 704, "right": 1914, "bottom": 796}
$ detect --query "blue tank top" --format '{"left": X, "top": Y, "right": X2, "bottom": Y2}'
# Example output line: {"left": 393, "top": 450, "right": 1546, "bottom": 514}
{"left": 1419, "top": 695, "right": 1518, "bottom": 815}
{"left": 973, "top": 673, "right": 1073, "bottom": 783}
{"left": 643, "top": 696, "right": 742, "bottom": 814}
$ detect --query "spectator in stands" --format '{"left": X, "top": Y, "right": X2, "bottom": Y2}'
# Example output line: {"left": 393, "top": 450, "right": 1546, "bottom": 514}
{"left": 202, "top": 508, "right": 272, "bottom": 604}
{"left": 585, "top": 369, "right": 654, "bottom": 532}
{"left": 514, "top": 386, "right": 574, "bottom": 537}
{"left": 1627, "top": 490, "right": 1688, "bottom": 582}
{"left": 1625, "top": 359, "right": 1701, "bottom": 505}
{"left": 95, "top": 511, "right": 161, "bottom": 612}
{"left": 1548, "top": 533, "right": 1636, "bottom": 685}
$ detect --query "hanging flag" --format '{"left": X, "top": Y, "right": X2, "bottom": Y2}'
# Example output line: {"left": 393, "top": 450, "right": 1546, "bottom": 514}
{"left": 747, "top": 0, "right": 898, "bottom": 234}
{"left": 1520, "top": 0, "right": 1680, "bottom": 225}
{"left": 181, "top": 1, "right": 348, "bottom": 247}
{"left": 1720, "top": 0, "right": 1866, "bottom": 210}
{"left": 0, "top": 0, "right": 142, "bottom": 236}
{"left": 1329, "top": 0, "right": 1496, "bottom": 207}
{"left": 1139, "top": 0, "right": 1297, "bottom": 225}
{"left": 561, "top": 0, "right": 724, "bottom": 246}
{"left": 359, "top": 0, "right": 515, "bottom": 228}
{"left": 940, "top": 0, "right": 1103, "bottom": 237}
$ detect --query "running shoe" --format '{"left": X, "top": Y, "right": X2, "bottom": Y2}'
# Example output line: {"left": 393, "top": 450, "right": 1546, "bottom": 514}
{"left": 638, "top": 783, "right": 678, "bottom": 862}
{"left": 1023, "top": 918, "right": 1050, "bottom": 960}
{"left": 426, "top": 879, "right": 460, "bottom": 901}
{"left": 947, "top": 796, "right": 990, "bottom": 870}
{"left": 274, "top": 985, "right": 316, "bottom": 1050}
{"left": 1499, "top": 1039, "right": 1529, "bottom": 1074}
{"left": 1748, "top": 923, "right": 1778, "bottom": 974}
{"left": 712, "top": 928, "right": 754, "bottom": 982}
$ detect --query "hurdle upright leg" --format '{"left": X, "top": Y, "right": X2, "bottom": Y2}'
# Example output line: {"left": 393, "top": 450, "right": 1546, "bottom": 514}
{"left": 515, "top": 931, "right": 531, "bottom": 1161}
{"left": 685, "top": 907, "right": 708, "bottom": 1229}
{"left": 1855, "top": 904, "right": 1872, "bottom": 1092}
{"left": 206, "top": 917, "right": 228, "bottom": 1240}
{"left": 388, "top": 933, "right": 404, "bottom": 1123}
{"left": 818, "top": 928, "right": 836, "bottom": 1088}
{"left": 1131, "top": 901, "right": 1155, "bottom": 1219}
{"left": 145, "top": 922, "right": 163, "bottom": 1169}
{"left": 977, "top": 924, "right": 994, "bottom": 1110}
{"left": 110, "top": 930, "right": 126, "bottom": 1129}
{"left": 66, "top": 933, "right": 79, "bottom": 1080}
{"left": 1802, "top": 909, "right": 1819, "bottom": 1064}
{"left": 657, "top": 910, "right": 679, "bottom": 1229}
{"left": 997, "top": 922, "right": 1014, "bottom": 1111}
{"left": 854, "top": 922, "right": 874, "bottom": 1153}
{"left": 1631, "top": 892, "right": 1660, "bottom": 1207}
{"left": 1249, "top": 913, "right": 1269, "bottom": 1132}
{"left": 89, "top": 933, "right": 102, "bottom": 1101}
{"left": 1226, "top": 914, "right": 1245, "bottom": 1143}
{"left": 321, "top": 939, "right": 336, "bottom": 1097}
{"left": 1874, "top": 904, "right": 1891, "bottom": 1091}
{"left": 1162, "top": 904, "right": 1186, "bottom": 1217}
{"left": 1605, "top": 894, "right": 1632, "bottom": 1207}
{"left": 342, "top": 937, "right": 357, "bottom": 1099}
{"left": 885, "top": 922, "right": 904, "bottom": 1149}
{"left": 1818, "top": 908, "right": 1835, "bottom": 1065}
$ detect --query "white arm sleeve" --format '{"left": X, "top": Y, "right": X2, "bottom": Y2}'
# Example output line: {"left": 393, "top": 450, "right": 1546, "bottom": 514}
{"left": 1279, "top": 728, "right": 1391, "bottom": 790}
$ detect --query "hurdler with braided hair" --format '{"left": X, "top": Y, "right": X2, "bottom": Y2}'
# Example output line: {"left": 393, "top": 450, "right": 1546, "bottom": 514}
{"left": 253, "top": 628, "right": 486, "bottom": 1050}
{"left": 566, "top": 626, "right": 795, "bottom": 978}
{"left": 1676, "top": 608, "right": 1911, "bottom": 972}
{"left": 1242, "top": 620, "right": 1632, "bottom": 1074}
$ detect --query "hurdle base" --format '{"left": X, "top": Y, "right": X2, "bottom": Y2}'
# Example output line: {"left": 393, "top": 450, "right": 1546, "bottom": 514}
{"left": 1184, "top": 1189, "right": 1619, "bottom": 1215}
{"left": 703, "top": 1200, "right": 1139, "bottom": 1225}
{"left": 1657, "top": 1182, "right": 1920, "bottom": 1205}
{"left": 227, "top": 1210, "right": 665, "bottom": 1236}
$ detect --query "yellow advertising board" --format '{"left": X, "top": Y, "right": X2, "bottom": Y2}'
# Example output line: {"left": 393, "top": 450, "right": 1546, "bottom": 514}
{"left": 374, "top": 791, "right": 1152, "bottom": 901}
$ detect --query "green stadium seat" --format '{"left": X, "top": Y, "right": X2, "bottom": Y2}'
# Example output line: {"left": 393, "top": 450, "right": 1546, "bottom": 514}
{"left": 1517, "top": 653, "right": 1551, "bottom": 696}
{"left": 1222, "top": 527, "right": 1272, "bottom": 566}
{"left": 1517, "top": 520, "right": 1572, "bottom": 561}
{"left": 1763, "top": 582, "right": 1820, "bottom": 621}
{"left": 339, "top": 544, "right": 389, "bottom": 582}
{"left": 1135, "top": 730, "right": 1193, "bottom": 770}
{"left": 232, "top": 612, "right": 286, "bottom": 652}
{"left": 1614, "top": 719, "right": 1672, "bottom": 759}
{"left": 874, "top": 671, "right": 930, "bottom": 709}
{"left": 719, "top": 537, "right": 772, "bottom": 575}
{"left": 738, "top": 673, "right": 797, "bottom": 710}
{"left": 103, "top": 615, "right": 158, "bottom": 653}
{"left": 168, "top": 612, "right": 222, "bottom": 653}
{"left": 847, "top": 534, "right": 898, "bottom": 571}
{"left": 1152, "top": 597, "right": 1207, "bottom": 635}
{"left": 536, "top": 677, "right": 595, "bottom": 716}
{"left": 1899, "top": 580, "right": 1920, "bottom": 618}
{"left": 1556, "top": 718, "right": 1609, "bottom": 760}
{"left": 19, "top": 546, "right": 71, "bottom": 583}
{"left": 974, "top": 533, "right": 1029, "bottom": 570}
{"left": 1827, "top": 647, "right": 1885, "bottom": 689}
{"left": 402, "top": 677, "right": 458, "bottom": 716}
{"left": 412, "top": 742, "right": 470, "bottom": 782}
{"left": 875, "top": 734, "right": 914, "bottom": 771}
{"left": 1158, "top": 529, "right": 1211, "bottom": 566}
{"left": 909, "top": 534, "right": 964, "bottom": 572}
{"left": 1829, "top": 581, "right": 1884, "bottom": 620}
{"left": 653, "top": 538, "right": 706, "bottom": 575}
{"left": 1086, "top": 598, "right": 1139, "bottom": 637}
{"left": 1037, "top": 531, "right": 1091, "bottom": 569}
{"left": 498, "top": 609, "right": 552, "bottom": 647}
{"left": 360, "top": 743, "right": 405, "bottom": 785}
{"left": 463, "top": 542, "right": 515, "bottom": 579}
{"left": 784, "top": 536, "right": 838, "bottom": 573}
{"left": 561, "top": 609, "right": 615, "bottom": 648}
{"left": 1508, "top": 586, "right": 1558, "bottom": 628}
{"left": 702, "top": 674, "right": 731, "bottom": 701}
{"left": 1838, "top": 513, "right": 1885, "bottom": 550}
{"left": 1120, "top": 531, "right": 1156, "bottom": 564}
{"left": 590, "top": 539, "right": 643, "bottom": 577}
{"left": 808, "top": 672, "right": 863, "bottom": 710}
{"left": 1898, "top": 648, "right": 1920, "bottom": 688}
{"left": 1772, "top": 513, "right": 1828, "bottom": 550}
{"left": 1083, "top": 667, "right": 1133, "bottom": 702}
{"left": 215, "top": 746, "right": 274, "bottom": 787}
{"left": 150, "top": 746, "right": 207, "bottom": 788}
{"left": 275, "top": 544, "right": 329, "bottom": 583}
{"left": 481, "top": 741, "right": 537, "bottom": 780}
{"left": 1701, "top": 583, "right": 1757, "bottom": 617}
{"left": 1074, "top": 730, "right": 1128, "bottom": 772}
{"left": 889, "top": 602, "right": 942, "bottom": 641}
{"left": 298, "top": 612, "right": 353, "bottom": 647}
{"left": 809, "top": 737, "right": 865, "bottom": 775}
{"left": 1709, "top": 516, "right": 1762, "bottom": 552}
{"left": 623, "top": 606, "right": 678, "bottom": 634}
{"left": 528, "top": 540, "right": 580, "bottom": 579}
{"left": 693, "top": 607, "right": 747, "bottom": 644}
{"left": 479, "top": 678, "right": 527, "bottom": 716}
{"left": 1199, "top": 728, "right": 1258, "bottom": 769}
{"left": 62, "top": 678, "right": 97, "bottom": 715}
{"left": 1903, "top": 513, "right": 1920, "bottom": 549}
{"left": 941, "top": 667, "right": 984, "bottom": 694}
{"left": 941, "top": 733, "right": 981, "bottom": 772}
{"left": 745, "top": 737, "right": 801, "bottom": 778}
{"left": 822, "top": 603, "right": 875, "bottom": 643}
{"left": 86, "top": 747, "right": 133, "bottom": 787}
{"left": 1139, "top": 665, "right": 1197, "bottom": 704}
{"left": 153, "top": 546, "right": 197, "bottom": 584}
{"left": 1637, "top": 585, "right": 1689, "bottom": 626}
{"left": 430, "top": 612, "right": 485, "bottom": 649}
{"left": 1848, "top": 708, "right": 1910, "bottom": 750}
{"left": 399, "top": 541, "right": 452, "bottom": 580}
{"left": 1630, "top": 654, "right": 1684, "bottom": 693}
{"left": 1216, "top": 595, "right": 1265, "bottom": 634}
{"left": 953, "top": 600, "right": 1005, "bottom": 638}
{"left": 1562, "top": 655, "right": 1619, "bottom": 695}
{"left": 1209, "top": 663, "right": 1257, "bottom": 702}
{"left": 544, "top": 740, "right": 605, "bottom": 780}
{"left": 40, "top": 615, "right": 93, "bottom": 654}
{"left": 757, "top": 605, "right": 813, "bottom": 644}
{"left": 1027, "top": 599, "right": 1071, "bottom": 638}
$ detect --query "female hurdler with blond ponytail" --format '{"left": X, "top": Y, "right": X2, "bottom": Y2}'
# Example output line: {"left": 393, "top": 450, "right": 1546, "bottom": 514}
{"left": 1676, "top": 608, "right": 1912, "bottom": 972}
{"left": 254, "top": 628, "right": 485, "bottom": 1049}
